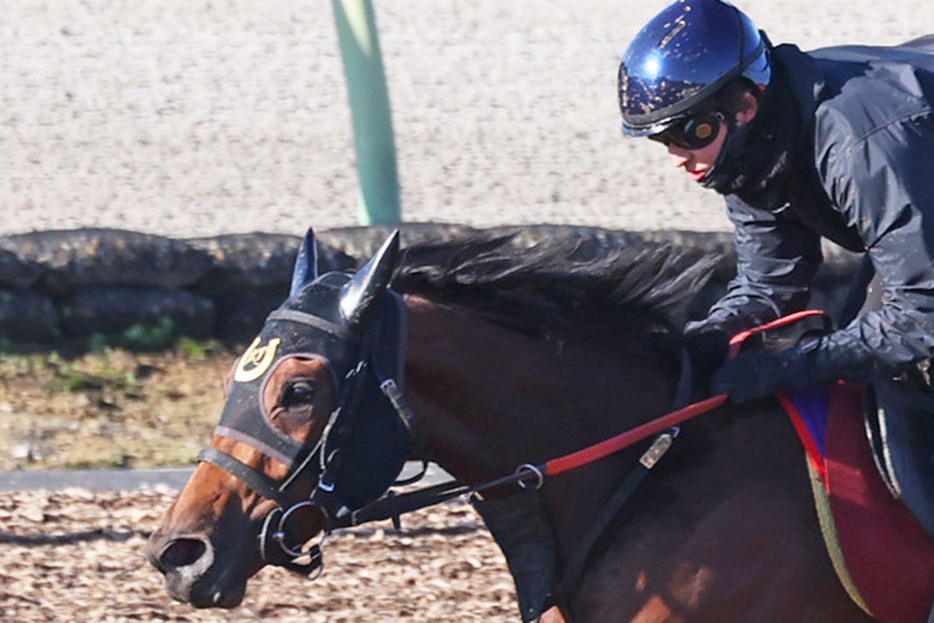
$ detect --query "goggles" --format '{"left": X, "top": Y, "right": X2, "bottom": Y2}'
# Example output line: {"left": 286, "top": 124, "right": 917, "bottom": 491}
{"left": 648, "top": 111, "right": 726, "bottom": 150}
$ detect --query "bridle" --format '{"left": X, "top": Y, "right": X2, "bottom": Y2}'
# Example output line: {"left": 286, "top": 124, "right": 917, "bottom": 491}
{"left": 197, "top": 289, "right": 725, "bottom": 581}
{"left": 202, "top": 293, "right": 716, "bottom": 584}
{"left": 197, "top": 287, "right": 419, "bottom": 576}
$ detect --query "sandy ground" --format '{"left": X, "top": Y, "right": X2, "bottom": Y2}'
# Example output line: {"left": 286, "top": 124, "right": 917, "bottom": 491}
{"left": 1, "top": 0, "right": 932, "bottom": 239}
{"left": 0, "top": 489, "right": 520, "bottom": 622}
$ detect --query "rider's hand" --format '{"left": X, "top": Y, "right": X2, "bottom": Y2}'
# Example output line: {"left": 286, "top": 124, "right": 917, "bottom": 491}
{"left": 684, "top": 323, "right": 732, "bottom": 380}
{"left": 711, "top": 343, "right": 833, "bottom": 403}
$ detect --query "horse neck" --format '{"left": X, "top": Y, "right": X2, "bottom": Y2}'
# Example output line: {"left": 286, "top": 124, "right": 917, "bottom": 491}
{"left": 397, "top": 297, "right": 851, "bottom": 621}
{"left": 400, "top": 293, "right": 681, "bottom": 511}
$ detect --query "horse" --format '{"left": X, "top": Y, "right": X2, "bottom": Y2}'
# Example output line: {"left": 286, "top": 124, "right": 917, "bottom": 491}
{"left": 146, "top": 229, "right": 877, "bottom": 622}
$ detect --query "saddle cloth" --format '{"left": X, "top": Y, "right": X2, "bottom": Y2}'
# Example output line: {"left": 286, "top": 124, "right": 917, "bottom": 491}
{"left": 780, "top": 383, "right": 934, "bottom": 623}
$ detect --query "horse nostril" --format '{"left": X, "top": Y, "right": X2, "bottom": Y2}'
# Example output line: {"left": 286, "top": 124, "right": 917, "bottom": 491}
{"left": 160, "top": 538, "right": 207, "bottom": 570}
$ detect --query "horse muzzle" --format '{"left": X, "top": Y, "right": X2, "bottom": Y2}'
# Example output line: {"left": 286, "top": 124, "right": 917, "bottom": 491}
{"left": 146, "top": 531, "right": 247, "bottom": 608}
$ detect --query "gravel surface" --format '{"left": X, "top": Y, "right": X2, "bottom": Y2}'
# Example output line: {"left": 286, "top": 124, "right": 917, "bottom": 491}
{"left": 1, "top": 0, "right": 932, "bottom": 238}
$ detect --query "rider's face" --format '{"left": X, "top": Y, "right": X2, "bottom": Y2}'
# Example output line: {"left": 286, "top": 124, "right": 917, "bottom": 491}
{"left": 663, "top": 118, "right": 731, "bottom": 183}
{"left": 656, "top": 92, "right": 759, "bottom": 184}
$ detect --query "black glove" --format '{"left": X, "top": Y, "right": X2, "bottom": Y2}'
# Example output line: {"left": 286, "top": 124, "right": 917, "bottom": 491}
{"left": 711, "top": 344, "right": 835, "bottom": 403}
{"left": 684, "top": 323, "right": 732, "bottom": 381}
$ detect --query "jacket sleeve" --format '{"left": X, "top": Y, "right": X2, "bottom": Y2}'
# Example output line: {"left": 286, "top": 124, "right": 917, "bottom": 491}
{"left": 689, "top": 195, "right": 823, "bottom": 336}
{"left": 811, "top": 113, "right": 934, "bottom": 383}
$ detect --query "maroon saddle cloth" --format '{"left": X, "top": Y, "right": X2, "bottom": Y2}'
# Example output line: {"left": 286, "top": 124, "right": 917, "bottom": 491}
{"left": 779, "top": 382, "right": 934, "bottom": 623}
{"left": 737, "top": 311, "right": 934, "bottom": 622}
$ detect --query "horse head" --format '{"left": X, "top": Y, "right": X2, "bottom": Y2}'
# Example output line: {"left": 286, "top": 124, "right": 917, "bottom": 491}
{"left": 146, "top": 229, "right": 413, "bottom": 608}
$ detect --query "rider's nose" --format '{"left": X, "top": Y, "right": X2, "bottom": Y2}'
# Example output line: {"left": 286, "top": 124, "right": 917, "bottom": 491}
{"left": 668, "top": 144, "right": 690, "bottom": 166}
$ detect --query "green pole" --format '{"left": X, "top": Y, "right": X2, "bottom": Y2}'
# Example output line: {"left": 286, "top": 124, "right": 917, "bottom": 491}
{"left": 332, "top": 0, "right": 401, "bottom": 225}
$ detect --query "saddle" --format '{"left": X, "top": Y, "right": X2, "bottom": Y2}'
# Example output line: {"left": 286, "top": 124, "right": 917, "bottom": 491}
{"left": 864, "top": 378, "right": 934, "bottom": 536}
{"left": 742, "top": 312, "right": 934, "bottom": 623}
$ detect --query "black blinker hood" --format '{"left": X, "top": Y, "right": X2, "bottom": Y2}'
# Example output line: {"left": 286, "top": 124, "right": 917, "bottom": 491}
{"left": 214, "top": 272, "right": 407, "bottom": 478}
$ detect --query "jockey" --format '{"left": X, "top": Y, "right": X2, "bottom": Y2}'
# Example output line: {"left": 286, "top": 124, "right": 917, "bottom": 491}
{"left": 618, "top": 0, "right": 934, "bottom": 535}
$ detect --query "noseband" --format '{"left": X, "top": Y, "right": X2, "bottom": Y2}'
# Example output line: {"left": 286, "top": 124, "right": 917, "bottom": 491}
{"left": 197, "top": 288, "right": 417, "bottom": 576}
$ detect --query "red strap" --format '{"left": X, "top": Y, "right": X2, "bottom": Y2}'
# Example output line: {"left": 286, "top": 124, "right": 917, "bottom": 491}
{"left": 543, "top": 310, "right": 828, "bottom": 477}
{"left": 727, "top": 309, "right": 829, "bottom": 356}
{"left": 543, "top": 395, "right": 728, "bottom": 476}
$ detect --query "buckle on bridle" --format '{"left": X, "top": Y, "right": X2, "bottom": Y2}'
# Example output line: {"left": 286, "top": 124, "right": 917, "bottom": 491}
{"left": 259, "top": 502, "right": 325, "bottom": 578}
{"left": 516, "top": 463, "right": 545, "bottom": 490}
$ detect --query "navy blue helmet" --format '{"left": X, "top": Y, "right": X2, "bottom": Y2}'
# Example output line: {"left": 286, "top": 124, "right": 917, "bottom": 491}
{"left": 618, "top": 0, "right": 771, "bottom": 136}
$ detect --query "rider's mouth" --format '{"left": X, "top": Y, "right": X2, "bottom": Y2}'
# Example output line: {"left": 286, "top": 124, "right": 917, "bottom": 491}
{"left": 686, "top": 168, "right": 708, "bottom": 182}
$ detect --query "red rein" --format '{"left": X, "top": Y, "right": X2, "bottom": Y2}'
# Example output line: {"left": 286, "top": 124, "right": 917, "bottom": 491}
{"left": 544, "top": 395, "right": 728, "bottom": 476}
{"left": 544, "top": 310, "right": 829, "bottom": 477}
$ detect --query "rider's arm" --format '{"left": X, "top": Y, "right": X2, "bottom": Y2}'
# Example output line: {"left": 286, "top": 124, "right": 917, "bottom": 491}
{"left": 689, "top": 194, "right": 823, "bottom": 336}
{"left": 809, "top": 114, "right": 934, "bottom": 383}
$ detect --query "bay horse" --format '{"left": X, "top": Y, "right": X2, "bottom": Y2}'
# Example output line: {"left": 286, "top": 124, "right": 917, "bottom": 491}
{"left": 146, "top": 229, "right": 875, "bottom": 622}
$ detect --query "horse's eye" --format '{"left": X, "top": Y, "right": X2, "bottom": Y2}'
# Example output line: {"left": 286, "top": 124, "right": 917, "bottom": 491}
{"left": 282, "top": 380, "right": 316, "bottom": 408}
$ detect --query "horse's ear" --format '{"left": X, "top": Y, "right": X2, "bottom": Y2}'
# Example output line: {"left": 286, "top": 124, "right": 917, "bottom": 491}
{"left": 340, "top": 230, "right": 400, "bottom": 329}
{"left": 290, "top": 228, "right": 319, "bottom": 297}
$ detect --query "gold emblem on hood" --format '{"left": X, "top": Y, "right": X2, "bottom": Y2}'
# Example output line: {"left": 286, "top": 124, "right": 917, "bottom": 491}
{"left": 234, "top": 337, "right": 282, "bottom": 383}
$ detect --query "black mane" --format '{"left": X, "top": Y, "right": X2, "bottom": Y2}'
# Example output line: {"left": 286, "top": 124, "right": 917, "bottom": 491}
{"left": 391, "top": 234, "right": 718, "bottom": 336}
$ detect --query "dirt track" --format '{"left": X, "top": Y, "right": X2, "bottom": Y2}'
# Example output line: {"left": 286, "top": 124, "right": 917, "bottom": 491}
{"left": 0, "top": 489, "right": 518, "bottom": 622}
